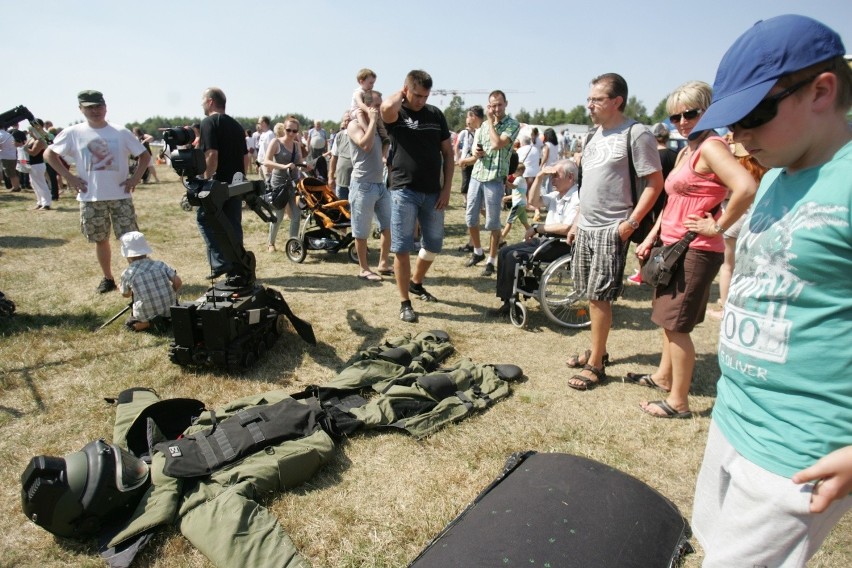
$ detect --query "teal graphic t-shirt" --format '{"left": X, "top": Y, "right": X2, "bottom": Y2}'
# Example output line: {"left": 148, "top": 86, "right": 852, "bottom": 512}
{"left": 713, "top": 141, "right": 852, "bottom": 478}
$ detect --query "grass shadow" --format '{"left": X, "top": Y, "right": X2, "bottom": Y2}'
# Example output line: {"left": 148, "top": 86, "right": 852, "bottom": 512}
{"left": 0, "top": 235, "right": 67, "bottom": 249}
{"left": 0, "top": 310, "right": 104, "bottom": 335}
{"left": 612, "top": 303, "right": 660, "bottom": 333}
{"left": 176, "top": 283, "right": 210, "bottom": 299}
{"left": 343, "top": 309, "right": 389, "bottom": 362}
{"left": 692, "top": 352, "right": 721, "bottom": 397}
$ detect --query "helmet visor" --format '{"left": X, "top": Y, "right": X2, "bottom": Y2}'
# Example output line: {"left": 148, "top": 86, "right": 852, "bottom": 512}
{"left": 112, "top": 445, "right": 149, "bottom": 492}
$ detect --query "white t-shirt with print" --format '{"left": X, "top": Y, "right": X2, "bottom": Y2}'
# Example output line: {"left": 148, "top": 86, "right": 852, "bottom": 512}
{"left": 51, "top": 122, "right": 145, "bottom": 201}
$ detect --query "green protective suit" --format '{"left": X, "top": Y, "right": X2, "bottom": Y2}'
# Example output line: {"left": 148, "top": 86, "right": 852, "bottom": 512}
{"left": 322, "top": 331, "right": 522, "bottom": 439}
{"left": 85, "top": 329, "right": 519, "bottom": 566}
{"left": 107, "top": 388, "right": 335, "bottom": 568}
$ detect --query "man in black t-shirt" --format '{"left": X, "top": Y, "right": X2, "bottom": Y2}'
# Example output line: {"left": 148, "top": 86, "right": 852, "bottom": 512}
{"left": 197, "top": 87, "right": 248, "bottom": 279}
{"left": 381, "top": 70, "right": 454, "bottom": 323}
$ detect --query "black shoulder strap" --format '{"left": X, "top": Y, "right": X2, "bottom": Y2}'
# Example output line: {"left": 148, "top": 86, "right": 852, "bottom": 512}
{"left": 625, "top": 123, "right": 638, "bottom": 205}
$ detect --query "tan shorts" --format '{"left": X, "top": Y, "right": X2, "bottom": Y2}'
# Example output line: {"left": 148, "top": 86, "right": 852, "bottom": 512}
{"left": 80, "top": 199, "right": 139, "bottom": 243}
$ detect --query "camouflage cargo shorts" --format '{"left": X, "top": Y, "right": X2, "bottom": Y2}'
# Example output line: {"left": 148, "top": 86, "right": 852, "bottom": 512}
{"left": 79, "top": 199, "right": 139, "bottom": 243}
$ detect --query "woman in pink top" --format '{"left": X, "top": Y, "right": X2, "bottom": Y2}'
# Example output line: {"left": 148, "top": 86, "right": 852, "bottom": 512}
{"left": 628, "top": 81, "right": 757, "bottom": 419}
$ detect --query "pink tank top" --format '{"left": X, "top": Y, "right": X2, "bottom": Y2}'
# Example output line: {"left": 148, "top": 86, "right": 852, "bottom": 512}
{"left": 660, "top": 136, "right": 727, "bottom": 252}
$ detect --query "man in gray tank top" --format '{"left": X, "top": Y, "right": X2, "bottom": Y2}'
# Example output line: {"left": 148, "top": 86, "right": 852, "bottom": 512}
{"left": 347, "top": 92, "right": 392, "bottom": 281}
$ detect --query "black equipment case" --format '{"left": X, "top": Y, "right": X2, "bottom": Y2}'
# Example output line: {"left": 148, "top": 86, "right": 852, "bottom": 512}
{"left": 410, "top": 451, "right": 693, "bottom": 568}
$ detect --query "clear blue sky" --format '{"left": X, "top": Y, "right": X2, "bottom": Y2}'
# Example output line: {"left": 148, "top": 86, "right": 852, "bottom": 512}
{"left": 4, "top": 0, "right": 850, "bottom": 128}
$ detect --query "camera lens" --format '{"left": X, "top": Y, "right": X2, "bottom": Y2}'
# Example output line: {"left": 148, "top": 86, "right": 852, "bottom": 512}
{"left": 163, "top": 126, "right": 195, "bottom": 147}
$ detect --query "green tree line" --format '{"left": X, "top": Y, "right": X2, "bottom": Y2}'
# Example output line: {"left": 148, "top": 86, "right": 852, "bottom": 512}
{"left": 125, "top": 93, "right": 675, "bottom": 140}
{"left": 443, "top": 94, "right": 672, "bottom": 132}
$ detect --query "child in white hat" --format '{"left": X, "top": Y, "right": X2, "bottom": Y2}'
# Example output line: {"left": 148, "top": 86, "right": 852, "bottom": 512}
{"left": 118, "top": 231, "right": 182, "bottom": 331}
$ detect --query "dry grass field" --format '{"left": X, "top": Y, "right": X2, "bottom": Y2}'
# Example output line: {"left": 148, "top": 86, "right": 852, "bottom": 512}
{"left": 0, "top": 164, "right": 848, "bottom": 567}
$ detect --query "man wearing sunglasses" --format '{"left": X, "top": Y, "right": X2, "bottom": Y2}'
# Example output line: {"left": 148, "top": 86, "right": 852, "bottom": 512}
{"left": 686, "top": 15, "right": 852, "bottom": 568}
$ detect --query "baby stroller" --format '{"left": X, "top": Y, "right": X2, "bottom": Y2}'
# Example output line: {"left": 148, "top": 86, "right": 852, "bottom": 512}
{"left": 285, "top": 176, "right": 357, "bottom": 263}
{"left": 509, "top": 237, "right": 590, "bottom": 329}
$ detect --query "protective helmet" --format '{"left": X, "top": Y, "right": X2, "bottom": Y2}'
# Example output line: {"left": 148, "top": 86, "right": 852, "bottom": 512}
{"left": 21, "top": 439, "right": 150, "bottom": 539}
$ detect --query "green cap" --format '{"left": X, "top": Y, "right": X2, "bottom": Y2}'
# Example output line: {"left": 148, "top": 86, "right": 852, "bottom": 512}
{"left": 78, "top": 90, "right": 105, "bottom": 107}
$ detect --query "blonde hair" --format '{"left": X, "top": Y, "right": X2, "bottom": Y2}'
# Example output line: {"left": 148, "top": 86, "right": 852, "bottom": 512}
{"left": 357, "top": 68, "right": 376, "bottom": 82}
{"left": 666, "top": 81, "right": 713, "bottom": 114}
{"left": 273, "top": 122, "right": 286, "bottom": 137}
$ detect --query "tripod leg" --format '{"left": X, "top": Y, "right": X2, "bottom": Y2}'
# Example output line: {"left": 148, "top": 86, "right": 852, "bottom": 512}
{"left": 95, "top": 303, "right": 132, "bottom": 332}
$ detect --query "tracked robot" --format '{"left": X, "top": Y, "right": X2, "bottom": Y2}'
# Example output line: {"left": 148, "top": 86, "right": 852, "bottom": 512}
{"left": 162, "top": 127, "right": 315, "bottom": 369}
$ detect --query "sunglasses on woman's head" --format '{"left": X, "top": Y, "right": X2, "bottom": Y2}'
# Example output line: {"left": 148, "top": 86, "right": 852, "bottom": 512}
{"left": 728, "top": 75, "right": 818, "bottom": 131}
{"left": 669, "top": 109, "right": 702, "bottom": 123}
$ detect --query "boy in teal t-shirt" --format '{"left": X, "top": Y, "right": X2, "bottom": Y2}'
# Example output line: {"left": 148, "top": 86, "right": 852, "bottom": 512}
{"left": 687, "top": 15, "right": 852, "bottom": 567}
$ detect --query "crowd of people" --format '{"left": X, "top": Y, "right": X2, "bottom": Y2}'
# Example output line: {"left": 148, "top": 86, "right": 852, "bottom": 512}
{"left": 3, "top": 13, "right": 850, "bottom": 568}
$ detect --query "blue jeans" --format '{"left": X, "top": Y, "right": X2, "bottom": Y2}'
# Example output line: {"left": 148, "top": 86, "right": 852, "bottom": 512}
{"left": 197, "top": 196, "right": 243, "bottom": 275}
{"left": 465, "top": 178, "right": 504, "bottom": 231}
{"left": 349, "top": 181, "right": 391, "bottom": 239}
{"left": 390, "top": 188, "right": 444, "bottom": 254}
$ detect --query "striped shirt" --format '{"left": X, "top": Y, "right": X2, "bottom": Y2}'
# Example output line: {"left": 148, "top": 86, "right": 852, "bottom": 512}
{"left": 471, "top": 116, "right": 520, "bottom": 183}
{"left": 119, "top": 258, "right": 177, "bottom": 321}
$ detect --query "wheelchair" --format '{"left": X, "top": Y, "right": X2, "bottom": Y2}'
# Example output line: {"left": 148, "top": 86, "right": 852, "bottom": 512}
{"left": 508, "top": 237, "right": 591, "bottom": 329}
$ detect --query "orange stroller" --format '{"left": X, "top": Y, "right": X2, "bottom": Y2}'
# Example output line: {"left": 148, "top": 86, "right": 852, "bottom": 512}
{"left": 284, "top": 176, "right": 357, "bottom": 263}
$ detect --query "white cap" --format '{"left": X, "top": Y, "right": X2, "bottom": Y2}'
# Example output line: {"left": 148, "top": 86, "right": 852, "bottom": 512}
{"left": 120, "top": 231, "right": 153, "bottom": 257}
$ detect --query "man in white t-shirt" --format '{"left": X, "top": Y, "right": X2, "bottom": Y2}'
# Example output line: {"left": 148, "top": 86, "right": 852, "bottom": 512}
{"left": 45, "top": 90, "right": 148, "bottom": 293}
{"left": 0, "top": 129, "right": 22, "bottom": 191}
{"left": 308, "top": 120, "right": 328, "bottom": 154}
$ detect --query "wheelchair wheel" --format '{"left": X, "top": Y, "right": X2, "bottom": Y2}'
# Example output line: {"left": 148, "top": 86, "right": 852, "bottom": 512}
{"left": 348, "top": 243, "right": 359, "bottom": 264}
{"left": 538, "top": 255, "right": 591, "bottom": 329}
{"left": 285, "top": 238, "right": 307, "bottom": 263}
{"left": 509, "top": 300, "right": 527, "bottom": 328}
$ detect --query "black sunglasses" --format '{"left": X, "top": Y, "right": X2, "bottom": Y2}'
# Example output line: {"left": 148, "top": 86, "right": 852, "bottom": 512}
{"left": 285, "top": 128, "right": 299, "bottom": 134}
{"left": 727, "top": 75, "right": 818, "bottom": 131}
{"left": 669, "top": 109, "right": 702, "bottom": 123}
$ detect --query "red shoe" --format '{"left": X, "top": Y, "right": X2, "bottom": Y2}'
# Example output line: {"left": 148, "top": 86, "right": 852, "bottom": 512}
{"left": 626, "top": 270, "right": 642, "bottom": 286}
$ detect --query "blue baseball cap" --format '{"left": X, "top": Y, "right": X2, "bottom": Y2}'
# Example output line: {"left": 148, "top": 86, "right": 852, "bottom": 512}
{"left": 691, "top": 14, "right": 845, "bottom": 139}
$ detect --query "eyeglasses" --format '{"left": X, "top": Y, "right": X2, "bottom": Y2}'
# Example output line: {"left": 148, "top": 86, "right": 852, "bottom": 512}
{"left": 728, "top": 75, "right": 818, "bottom": 131}
{"left": 669, "top": 109, "right": 702, "bottom": 123}
{"left": 285, "top": 128, "right": 299, "bottom": 134}
{"left": 586, "top": 96, "right": 612, "bottom": 105}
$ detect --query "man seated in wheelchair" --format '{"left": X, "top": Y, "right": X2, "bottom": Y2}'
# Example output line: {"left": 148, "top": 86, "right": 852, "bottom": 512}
{"left": 488, "top": 159, "right": 580, "bottom": 317}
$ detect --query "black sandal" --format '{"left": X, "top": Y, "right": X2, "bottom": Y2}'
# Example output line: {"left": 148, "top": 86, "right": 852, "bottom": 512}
{"left": 568, "top": 364, "right": 607, "bottom": 391}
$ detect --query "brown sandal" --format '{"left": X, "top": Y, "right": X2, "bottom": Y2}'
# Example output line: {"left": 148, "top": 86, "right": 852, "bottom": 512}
{"left": 624, "top": 372, "right": 670, "bottom": 392}
{"left": 566, "top": 350, "right": 610, "bottom": 369}
{"left": 568, "top": 364, "right": 607, "bottom": 391}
